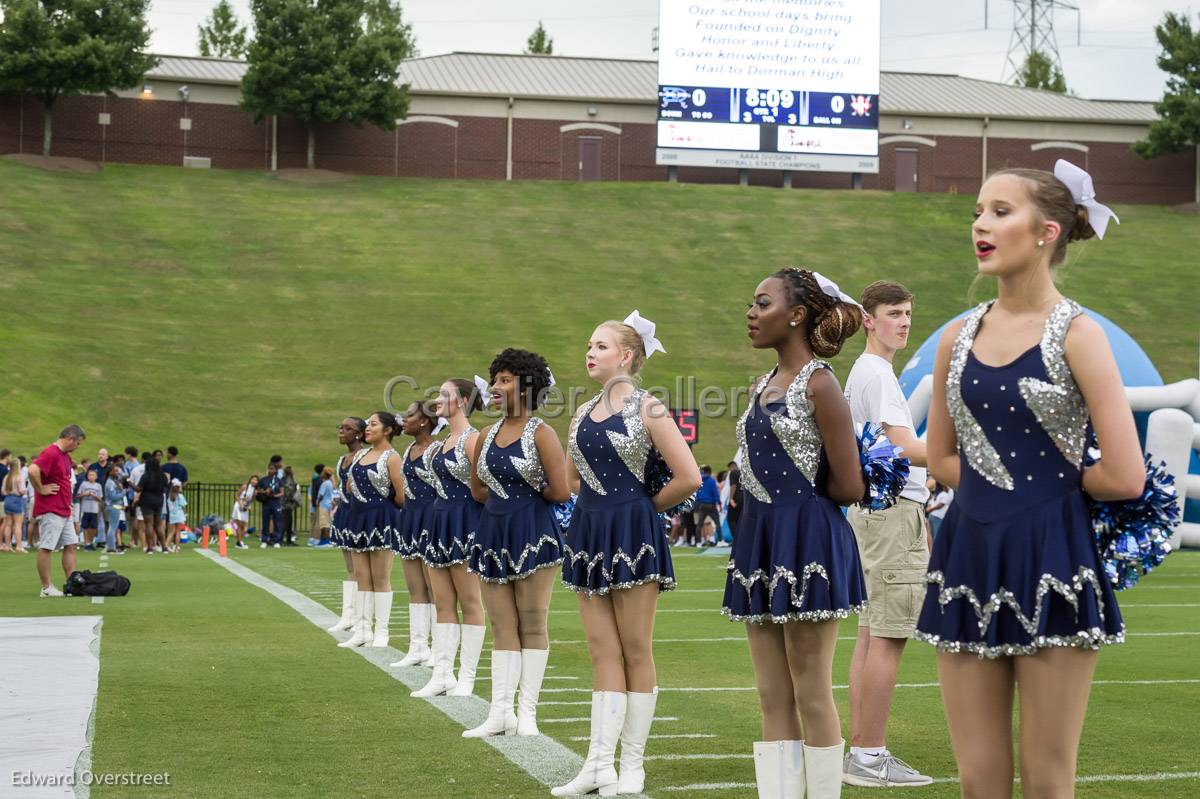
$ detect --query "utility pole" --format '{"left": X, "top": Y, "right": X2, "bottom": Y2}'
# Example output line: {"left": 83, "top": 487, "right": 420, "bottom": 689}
{"left": 999, "top": 0, "right": 1081, "bottom": 84}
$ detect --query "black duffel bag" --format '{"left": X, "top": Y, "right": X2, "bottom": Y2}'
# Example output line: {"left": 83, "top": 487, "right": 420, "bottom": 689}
{"left": 64, "top": 570, "right": 131, "bottom": 597}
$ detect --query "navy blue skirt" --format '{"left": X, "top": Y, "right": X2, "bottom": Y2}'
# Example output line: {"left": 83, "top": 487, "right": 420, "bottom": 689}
{"left": 423, "top": 498, "right": 479, "bottom": 568}
{"left": 394, "top": 499, "right": 434, "bottom": 561}
{"left": 339, "top": 503, "right": 398, "bottom": 552}
{"left": 915, "top": 491, "right": 1124, "bottom": 658}
{"left": 468, "top": 498, "right": 564, "bottom": 583}
{"left": 722, "top": 493, "right": 866, "bottom": 624}
{"left": 562, "top": 496, "right": 675, "bottom": 595}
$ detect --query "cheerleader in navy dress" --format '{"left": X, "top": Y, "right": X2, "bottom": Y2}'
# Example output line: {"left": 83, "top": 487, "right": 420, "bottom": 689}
{"left": 389, "top": 401, "right": 442, "bottom": 669}
{"left": 721, "top": 360, "right": 866, "bottom": 624}
{"left": 336, "top": 412, "right": 405, "bottom": 649}
{"left": 326, "top": 416, "right": 366, "bottom": 635}
{"left": 918, "top": 162, "right": 1143, "bottom": 797}
{"left": 553, "top": 314, "right": 701, "bottom": 798}
{"left": 463, "top": 349, "right": 572, "bottom": 740}
{"left": 725, "top": 268, "right": 867, "bottom": 799}
{"left": 412, "top": 379, "right": 487, "bottom": 700}
{"left": 915, "top": 299, "right": 1125, "bottom": 656}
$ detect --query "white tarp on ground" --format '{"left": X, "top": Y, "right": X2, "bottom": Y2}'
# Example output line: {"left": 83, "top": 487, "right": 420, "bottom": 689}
{"left": 0, "top": 616, "right": 101, "bottom": 798}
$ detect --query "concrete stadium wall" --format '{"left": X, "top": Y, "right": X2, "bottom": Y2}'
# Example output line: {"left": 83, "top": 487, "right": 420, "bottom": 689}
{"left": 1, "top": 90, "right": 1194, "bottom": 204}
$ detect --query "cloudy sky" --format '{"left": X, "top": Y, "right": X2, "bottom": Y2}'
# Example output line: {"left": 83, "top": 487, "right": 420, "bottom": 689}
{"left": 149, "top": 0, "right": 1182, "bottom": 101}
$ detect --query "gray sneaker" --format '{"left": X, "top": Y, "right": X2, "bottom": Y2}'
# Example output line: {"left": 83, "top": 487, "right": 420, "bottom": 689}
{"left": 843, "top": 751, "right": 933, "bottom": 787}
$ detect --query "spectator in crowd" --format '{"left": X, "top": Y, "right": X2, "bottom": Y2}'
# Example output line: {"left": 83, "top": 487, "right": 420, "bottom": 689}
{"left": 308, "top": 463, "right": 325, "bottom": 547}
{"left": 167, "top": 480, "right": 187, "bottom": 552}
{"left": 128, "top": 451, "right": 146, "bottom": 550}
{"left": 257, "top": 455, "right": 284, "bottom": 548}
{"left": 694, "top": 464, "right": 722, "bottom": 546}
{"left": 925, "top": 480, "right": 953, "bottom": 542}
{"left": 2, "top": 450, "right": 28, "bottom": 552}
{"left": 21, "top": 455, "right": 36, "bottom": 549}
{"left": 29, "top": 425, "right": 87, "bottom": 596}
{"left": 134, "top": 452, "right": 168, "bottom": 554}
{"left": 79, "top": 468, "right": 103, "bottom": 550}
{"left": 231, "top": 475, "right": 257, "bottom": 550}
{"left": 162, "top": 446, "right": 188, "bottom": 487}
{"left": 103, "top": 466, "right": 127, "bottom": 554}
{"left": 91, "top": 448, "right": 112, "bottom": 548}
{"left": 725, "top": 461, "right": 743, "bottom": 542}
{"left": 715, "top": 469, "right": 732, "bottom": 546}
{"left": 71, "top": 458, "right": 90, "bottom": 534}
{"left": 315, "top": 467, "right": 334, "bottom": 547}
{"left": 281, "top": 465, "right": 300, "bottom": 546}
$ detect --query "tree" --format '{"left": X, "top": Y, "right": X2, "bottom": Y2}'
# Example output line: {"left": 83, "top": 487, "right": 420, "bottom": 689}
{"left": 199, "top": 0, "right": 249, "bottom": 59}
{"left": 241, "top": 0, "right": 416, "bottom": 169}
{"left": 0, "top": 0, "right": 156, "bottom": 156}
{"left": 525, "top": 21, "right": 553, "bottom": 55}
{"left": 1015, "top": 50, "right": 1068, "bottom": 93}
{"left": 1135, "top": 12, "right": 1200, "bottom": 160}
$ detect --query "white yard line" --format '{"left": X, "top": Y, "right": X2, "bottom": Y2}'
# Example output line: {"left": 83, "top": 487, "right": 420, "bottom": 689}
{"left": 540, "top": 716, "right": 679, "bottom": 724}
{"left": 194, "top": 550, "right": 640, "bottom": 796}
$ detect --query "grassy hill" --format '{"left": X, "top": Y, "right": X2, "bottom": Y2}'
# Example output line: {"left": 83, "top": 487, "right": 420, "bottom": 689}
{"left": 0, "top": 159, "right": 1195, "bottom": 480}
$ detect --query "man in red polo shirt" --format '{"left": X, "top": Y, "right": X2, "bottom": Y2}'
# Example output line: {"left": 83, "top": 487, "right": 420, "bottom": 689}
{"left": 28, "top": 424, "right": 86, "bottom": 597}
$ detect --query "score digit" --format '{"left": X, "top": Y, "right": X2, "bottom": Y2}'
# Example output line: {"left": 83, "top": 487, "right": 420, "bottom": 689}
{"left": 691, "top": 88, "right": 707, "bottom": 107}
{"left": 831, "top": 95, "right": 846, "bottom": 114}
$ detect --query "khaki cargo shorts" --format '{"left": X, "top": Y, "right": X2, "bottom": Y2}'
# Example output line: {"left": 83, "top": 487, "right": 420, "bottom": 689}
{"left": 850, "top": 498, "right": 930, "bottom": 638}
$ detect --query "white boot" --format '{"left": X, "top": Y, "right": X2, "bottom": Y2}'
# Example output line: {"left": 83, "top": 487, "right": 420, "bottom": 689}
{"left": 753, "top": 740, "right": 805, "bottom": 799}
{"left": 463, "top": 649, "right": 520, "bottom": 738}
{"left": 516, "top": 648, "right": 549, "bottom": 736}
{"left": 448, "top": 624, "right": 485, "bottom": 696}
{"left": 368, "top": 591, "right": 392, "bottom": 647}
{"left": 803, "top": 740, "right": 843, "bottom": 799}
{"left": 337, "top": 590, "right": 373, "bottom": 648}
{"left": 390, "top": 603, "right": 432, "bottom": 667}
{"left": 551, "top": 691, "right": 625, "bottom": 797}
{"left": 411, "top": 623, "right": 459, "bottom": 697}
{"left": 326, "top": 580, "right": 356, "bottom": 632}
{"left": 616, "top": 688, "right": 658, "bottom": 794}
{"left": 419, "top": 604, "right": 435, "bottom": 666}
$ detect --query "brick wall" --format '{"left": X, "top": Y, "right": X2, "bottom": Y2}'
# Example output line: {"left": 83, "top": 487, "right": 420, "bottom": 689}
{"left": 2, "top": 91, "right": 1191, "bottom": 204}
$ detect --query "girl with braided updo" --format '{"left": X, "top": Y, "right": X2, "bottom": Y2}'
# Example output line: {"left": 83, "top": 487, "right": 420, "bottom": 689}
{"left": 721, "top": 266, "right": 867, "bottom": 798}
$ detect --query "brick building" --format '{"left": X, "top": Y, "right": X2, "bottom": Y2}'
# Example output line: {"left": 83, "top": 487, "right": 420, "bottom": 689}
{"left": 1, "top": 51, "right": 1194, "bottom": 204}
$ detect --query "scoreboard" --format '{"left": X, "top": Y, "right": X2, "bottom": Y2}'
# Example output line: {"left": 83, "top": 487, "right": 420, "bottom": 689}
{"left": 656, "top": 0, "right": 881, "bottom": 174}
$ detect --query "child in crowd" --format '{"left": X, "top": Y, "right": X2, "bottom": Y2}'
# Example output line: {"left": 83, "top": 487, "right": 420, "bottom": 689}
{"left": 167, "top": 479, "right": 188, "bottom": 552}
{"left": 79, "top": 469, "right": 103, "bottom": 550}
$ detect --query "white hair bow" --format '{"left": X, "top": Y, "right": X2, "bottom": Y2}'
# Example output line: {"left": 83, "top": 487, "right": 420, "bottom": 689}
{"left": 473, "top": 375, "right": 490, "bottom": 409}
{"left": 546, "top": 368, "right": 556, "bottom": 387}
{"left": 810, "top": 271, "right": 862, "bottom": 309}
{"left": 623, "top": 310, "right": 667, "bottom": 358}
{"left": 1053, "top": 160, "right": 1119, "bottom": 240}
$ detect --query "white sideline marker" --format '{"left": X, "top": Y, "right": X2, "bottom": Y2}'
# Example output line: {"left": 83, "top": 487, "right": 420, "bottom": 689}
{"left": 657, "top": 770, "right": 1200, "bottom": 791}
{"left": 194, "top": 550, "right": 643, "bottom": 796}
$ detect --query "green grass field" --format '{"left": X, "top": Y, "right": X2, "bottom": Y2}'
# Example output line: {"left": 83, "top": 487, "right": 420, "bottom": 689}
{"left": 0, "top": 159, "right": 1196, "bottom": 480}
{"left": 2, "top": 542, "right": 1197, "bottom": 797}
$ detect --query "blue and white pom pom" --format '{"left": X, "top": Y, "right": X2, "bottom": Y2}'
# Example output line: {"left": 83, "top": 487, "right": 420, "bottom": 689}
{"left": 551, "top": 494, "right": 577, "bottom": 531}
{"left": 1084, "top": 448, "right": 1178, "bottom": 591}
{"left": 857, "top": 422, "right": 910, "bottom": 512}
{"left": 645, "top": 448, "right": 697, "bottom": 531}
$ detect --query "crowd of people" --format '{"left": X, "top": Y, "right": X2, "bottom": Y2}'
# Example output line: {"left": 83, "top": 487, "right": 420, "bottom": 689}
{"left": 17, "top": 162, "right": 1148, "bottom": 798}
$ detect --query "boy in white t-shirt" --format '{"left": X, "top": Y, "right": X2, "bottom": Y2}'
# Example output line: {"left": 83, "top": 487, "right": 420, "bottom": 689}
{"left": 842, "top": 281, "right": 933, "bottom": 788}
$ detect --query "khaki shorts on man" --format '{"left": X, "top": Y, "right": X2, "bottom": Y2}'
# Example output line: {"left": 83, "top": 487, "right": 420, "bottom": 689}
{"left": 850, "top": 498, "right": 928, "bottom": 637}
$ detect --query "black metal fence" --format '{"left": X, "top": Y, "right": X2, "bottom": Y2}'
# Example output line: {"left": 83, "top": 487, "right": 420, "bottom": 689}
{"left": 186, "top": 482, "right": 314, "bottom": 536}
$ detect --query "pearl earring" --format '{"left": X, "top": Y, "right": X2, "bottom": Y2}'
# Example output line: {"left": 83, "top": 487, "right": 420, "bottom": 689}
{"left": 789, "top": 321, "right": 797, "bottom": 327}
{"left": 1037, "top": 240, "right": 1045, "bottom": 247}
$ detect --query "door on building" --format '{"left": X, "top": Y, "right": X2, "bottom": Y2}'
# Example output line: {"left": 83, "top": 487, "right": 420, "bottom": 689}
{"left": 578, "top": 137, "right": 601, "bottom": 181}
{"left": 895, "top": 148, "right": 918, "bottom": 192}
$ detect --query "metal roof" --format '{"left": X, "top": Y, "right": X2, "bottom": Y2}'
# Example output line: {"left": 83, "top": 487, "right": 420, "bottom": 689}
{"left": 146, "top": 51, "right": 1156, "bottom": 124}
